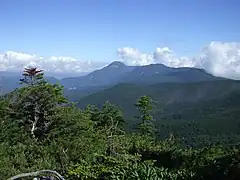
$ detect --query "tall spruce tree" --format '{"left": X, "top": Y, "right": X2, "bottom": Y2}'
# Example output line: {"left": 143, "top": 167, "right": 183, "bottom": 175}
{"left": 135, "top": 95, "right": 155, "bottom": 136}
{"left": 9, "top": 67, "right": 67, "bottom": 140}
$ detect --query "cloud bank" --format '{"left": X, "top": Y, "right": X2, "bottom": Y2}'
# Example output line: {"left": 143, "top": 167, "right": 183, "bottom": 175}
{"left": 117, "top": 42, "right": 240, "bottom": 79}
{"left": 0, "top": 41, "right": 240, "bottom": 79}
{"left": 0, "top": 51, "right": 105, "bottom": 74}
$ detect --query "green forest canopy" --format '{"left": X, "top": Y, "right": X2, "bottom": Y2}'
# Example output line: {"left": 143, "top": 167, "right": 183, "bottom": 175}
{"left": 0, "top": 68, "right": 239, "bottom": 179}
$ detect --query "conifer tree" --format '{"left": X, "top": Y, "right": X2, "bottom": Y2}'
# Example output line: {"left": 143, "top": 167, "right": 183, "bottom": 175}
{"left": 135, "top": 96, "right": 155, "bottom": 136}
{"left": 10, "top": 67, "right": 67, "bottom": 140}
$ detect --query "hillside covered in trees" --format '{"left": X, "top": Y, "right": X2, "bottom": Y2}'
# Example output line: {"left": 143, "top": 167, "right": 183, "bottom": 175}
{"left": 0, "top": 68, "right": 240, "bottom": 179}
{"left": 77, "top": 81, "right": 240, "bottom": 147}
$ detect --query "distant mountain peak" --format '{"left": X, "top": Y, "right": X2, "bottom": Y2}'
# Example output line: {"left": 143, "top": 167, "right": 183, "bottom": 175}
{"left": 108, "top": 61, "right": 126, "bottom": 68}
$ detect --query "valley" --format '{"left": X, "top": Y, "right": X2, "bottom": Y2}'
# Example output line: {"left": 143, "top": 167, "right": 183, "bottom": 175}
{"left": 1, "top": 64, "right": 240, "bottom": 179}
{"left": 2, "top": 2, "right": 240, "bottom": 179}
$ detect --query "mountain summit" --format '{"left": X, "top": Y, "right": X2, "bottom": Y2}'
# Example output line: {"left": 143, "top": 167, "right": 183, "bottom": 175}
{"left": 118, "top": 63, "right": 223, "bottom": 84}
{"left": 107, "top": 61, "right": 126, "bottom": 68}
{"left": 61, "top": 61, "right": 134, "bottom": 89}
{"left": 0, "top": 61, "right": 226, "bottom": 94}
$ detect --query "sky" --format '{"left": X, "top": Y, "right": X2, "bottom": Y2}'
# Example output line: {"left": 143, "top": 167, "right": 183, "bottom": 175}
{"left": 0, "top": 0, "right": 240, "bottom": 79}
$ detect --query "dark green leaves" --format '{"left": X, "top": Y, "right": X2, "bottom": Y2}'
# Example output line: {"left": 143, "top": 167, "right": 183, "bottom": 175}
{"left": 135, "top": 96, "right": 155, "bottom": 136}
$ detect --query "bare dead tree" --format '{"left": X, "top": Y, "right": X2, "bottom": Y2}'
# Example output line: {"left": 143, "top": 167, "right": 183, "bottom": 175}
{"left": 106, "top": 117, "right": 125, "bottom": 156}
{"left": 7, "top": 170, "right": 65, "bottom": 180}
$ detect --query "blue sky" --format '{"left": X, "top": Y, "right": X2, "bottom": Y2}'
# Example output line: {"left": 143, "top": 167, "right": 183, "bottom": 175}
{"left": 1, "top": 0, "right": 239, "bottom": 61}
{"left": 0, "top": 0, "right": 240, "bottom": 79}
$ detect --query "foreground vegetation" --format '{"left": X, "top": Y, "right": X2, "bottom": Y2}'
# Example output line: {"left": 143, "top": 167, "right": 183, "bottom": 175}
{"left": 0, "top": 68, "right": 239, "bottom": 179}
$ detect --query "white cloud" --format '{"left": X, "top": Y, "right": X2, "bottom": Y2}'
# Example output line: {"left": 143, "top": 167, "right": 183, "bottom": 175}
{"left": 0, "top": 51, "right": 105, "bottom": 74}
{"left": 1, "top": 41, "right": 240, "bottom": 79}
{"left": 117, "top": 41, "right": 240, "bottom": 79}
{"left": 197, "top": 42, "right": 240, "bottom": 79}
{"left": 117, "top": 47, "right": 154, "bottom": 66}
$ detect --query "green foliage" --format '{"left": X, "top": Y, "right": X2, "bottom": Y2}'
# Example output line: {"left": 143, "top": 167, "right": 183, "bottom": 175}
{"left": 128, "top": 164, "right": 194, "bottom": 180}
{"left": 86, "top": 101, "right": 124, "bottom": 129}
{"left": 7, "top": 67, "right": 67, "bottom": 140}
{"left": 1, "top": 68, "right": 240, "bottom": 179}
{"left": 68, "top": 154, "right": 140, "bottom": 180}
{"left": 135, "top": 96, "right": 155, "bottom": 136}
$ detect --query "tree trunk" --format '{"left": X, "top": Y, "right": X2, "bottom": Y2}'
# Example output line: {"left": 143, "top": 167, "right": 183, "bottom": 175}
{"left": 31, "top": 119, "right": 37, "bottom": 139}
{"left": 8, "top": 170, "right": 65, "bottom": 180}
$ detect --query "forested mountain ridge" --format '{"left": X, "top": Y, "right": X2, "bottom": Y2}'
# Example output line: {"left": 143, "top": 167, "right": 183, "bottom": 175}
{"left": 61, "top": 61, "right": 135, "bottom": 89}
{"left": 77, "top": 80, "right": 240, "bottom": 147}
{"left": 61, "top": 62, "right": 225, "bottom": 89}
{"left": 77, "top": 80, "right": 240, "bottom": 113}
{"left": 0, "top": 67, "right": 240, "bottom": 179}
{"left": 117, "top": 64, "right": 224, "bottom": 84}
{"left": 0, "top": 61, "right": 226, "bottom": 96}
{"left": 61, "top": 62, "right": 227, "bottom": 101}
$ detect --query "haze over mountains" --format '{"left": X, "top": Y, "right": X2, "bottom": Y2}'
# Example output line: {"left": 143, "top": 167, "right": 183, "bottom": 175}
{"left": 61, "top": 60, "right": 226, "bottom": 88}
{"left": 0, "top": 61, "right": 225, "bottom": 95}
{"left": 1, "top": 59, "right": 239, "bottom": 137}
{"left": 74, "top": 72, "right": 240, "bottom": 138}
{"left": 67, "top": 62, "right": 240, "bottom": 142}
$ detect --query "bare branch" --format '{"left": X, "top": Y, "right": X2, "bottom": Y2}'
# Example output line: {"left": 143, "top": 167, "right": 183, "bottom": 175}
{"left": 8, "top": 170, "right": 65, "bottom": 180}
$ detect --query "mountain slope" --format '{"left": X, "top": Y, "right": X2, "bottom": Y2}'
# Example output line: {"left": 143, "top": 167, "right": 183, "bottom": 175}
{"left": 61, "top": 62, "right": 224, "bottom": 90}
{"left": 0, "top": 62, "right": 228, "bottom": 97}
{"left": 64, "top": 85, "right": 111, "bottom": 102}
{"left": 60, "top": 61, "right": 135, "bottom": 89}
{"left": 77, "top": 80, "right": 240, "bottom": 118}
{"left": 118, "top": 64, "right": 224, "bottom": 84}
{"left": 76, "top": 80, "right": 240, "bottom": 145}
